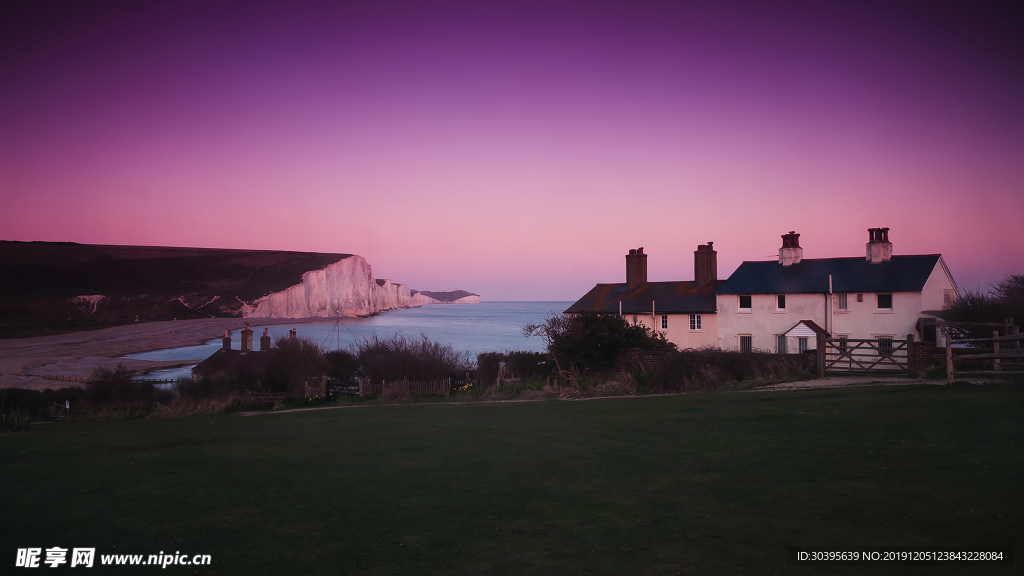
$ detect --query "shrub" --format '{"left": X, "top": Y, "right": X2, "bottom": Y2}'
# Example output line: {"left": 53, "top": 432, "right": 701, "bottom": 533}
{"left": 524, "top": 312, "right": 674, "bottom": 372}
{"left": 646, "top": 348, "right": 810, "bottom": 392}
{"left": 325, "top": 350, "right": 360, "bottom": 384}
{"left": 943, "top": 274, "right": 1024, "bottom": 338}
{"left": 476, "top": 352, "right": 502, "bottom": 385}
{"left": 266, "top": 336, "right": 331, "bottom": 394}
{"left": 85, "top": 365, "right": 173, "bottom": 408}
{"left": 0, "top": 387, "right": 83, "bottom": 421}
{"left": 476, "top": 351, "right": 551, "bottom": 385}
{"left": 356, "top": 334, "right": 471, "bottom": 382}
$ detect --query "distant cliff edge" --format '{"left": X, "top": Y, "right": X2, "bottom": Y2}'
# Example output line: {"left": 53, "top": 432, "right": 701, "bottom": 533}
{"left": 410, "top": 290, "right": 482, "bottom": 304}
{"left": 0, "top": 241, "right": 477, "bottom": 335}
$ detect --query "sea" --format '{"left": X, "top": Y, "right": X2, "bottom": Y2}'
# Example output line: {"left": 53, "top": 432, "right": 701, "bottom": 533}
{"left": 127, "top": 301, "right": 572, "bottom": 380}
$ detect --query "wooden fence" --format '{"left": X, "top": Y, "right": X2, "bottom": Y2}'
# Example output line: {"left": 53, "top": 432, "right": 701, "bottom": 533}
{"left": 304, "top": 380, "right": 327, "bottom": 398}
{"left": 358, "top": 378, "right": 456, "bottom": 398}
{"left": 946, "top": 328, "right": 1023, "bottom": 383}
{"left": 243, "top": 390, "right": 288, "bottom": 404}
{"left": 817, "top": 333, "right": 914, "bottom": 376}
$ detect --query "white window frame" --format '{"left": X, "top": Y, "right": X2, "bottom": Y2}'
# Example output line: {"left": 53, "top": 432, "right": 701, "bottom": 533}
{"left": 689, "top": 314, "right": 702, "bottom": 331}
{"left": 738, "top": 295, "right": 752, "bottom": 313}
{"left": 876, "top": 335, "right": 894, "bottom": 357}
{"left": 798, "top": 337, "right": 808, "bottom": 353}
{"left": 776, "top": 294, "right": 786, "bottom": 313}
{"left": 876, "top": 293, "right": 894, "bottom": 313}
{"left": 739, "top": 335, "right": 753, "bottom": 353}
{"left": 661, "top": 314, "right": 668, "bottom": 330}
{"left": 776, "top": 334, "right": 787, "bottom": 354}
{"left": 837, "top": 292, "right": 848, "bottom": 312}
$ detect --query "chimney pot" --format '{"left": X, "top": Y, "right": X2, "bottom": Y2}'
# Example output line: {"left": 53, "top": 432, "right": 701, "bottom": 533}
{"left": 779, "top": 231, "right": 803, "bottom": 266}
{"left": 694, "top": 242, "right": 718, "bottom": 286}
{"left": 240, "top": 323, "right": 253, "bottom": 353}
{"left": 625, "top": 247, "right": 648, "bottom": 288}
{"left": 866, "top": 227, "right": 893, "bottom": 263}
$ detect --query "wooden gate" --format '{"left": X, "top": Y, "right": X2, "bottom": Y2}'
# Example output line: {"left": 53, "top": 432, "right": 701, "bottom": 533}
{"left": 820, "top": 336, "right": 910, "bottom": 375}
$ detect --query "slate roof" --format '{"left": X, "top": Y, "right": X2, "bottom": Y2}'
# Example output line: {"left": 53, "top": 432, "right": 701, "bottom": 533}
{"left": 565, "top": 281, "right": 721, "bottom": 315}
{"left": 783, "top": 320, "right": 829, "bottom": 337}
{"left": 192, "top": 349, "right": 274, "bottom": 379}
{"left": 716, "top": 255, "right": 942, "bottom": 295}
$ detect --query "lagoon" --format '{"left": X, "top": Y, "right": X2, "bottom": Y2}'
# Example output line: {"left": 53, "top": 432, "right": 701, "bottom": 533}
{"left": 127, "top": 301, "right": 572, "bottom": 379}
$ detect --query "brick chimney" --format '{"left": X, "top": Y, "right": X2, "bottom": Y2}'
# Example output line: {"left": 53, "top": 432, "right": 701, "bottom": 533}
{"left": 222, "top": 329, "right": 231, "bottom": 351}
{"left": 779, "top": 231, "right": 803, "bottom": 266}
{"left": 260, "top": 328, "right": 271, "bottom": 352}
{"left": 240, "top": 322, "right": 253, "bottom": 353}
{"left": 625, "top": 247, "right": 648, "bottom": 288}
{"left": 866, "top": 227, "right": 892, "bottom": 263}
{"left": 694, "top": 242, "right": 718, "bottom": 286}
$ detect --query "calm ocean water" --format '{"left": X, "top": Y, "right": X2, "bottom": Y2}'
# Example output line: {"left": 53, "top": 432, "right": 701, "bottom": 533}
{"left": 128, "top": 301, "right": 572, "bottom": 379}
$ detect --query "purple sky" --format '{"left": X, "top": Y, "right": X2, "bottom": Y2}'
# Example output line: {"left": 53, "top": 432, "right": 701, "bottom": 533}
{"left": 2, "top": 0, "right": 1022, "bottom": 300}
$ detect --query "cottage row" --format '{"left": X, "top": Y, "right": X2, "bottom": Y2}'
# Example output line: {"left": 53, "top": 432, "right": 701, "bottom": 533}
{"left": 566, "top": 228, "right": 958, "bottom": 353}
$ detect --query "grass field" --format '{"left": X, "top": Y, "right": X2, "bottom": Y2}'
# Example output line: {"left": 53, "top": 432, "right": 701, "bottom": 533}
{"left": 2, "top": 382, "right": 1020, "bottom": 575}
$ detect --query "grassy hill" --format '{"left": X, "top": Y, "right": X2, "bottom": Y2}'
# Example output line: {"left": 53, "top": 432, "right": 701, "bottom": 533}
{"left": 0, "top": 241, "right": 348, "bottom": 337}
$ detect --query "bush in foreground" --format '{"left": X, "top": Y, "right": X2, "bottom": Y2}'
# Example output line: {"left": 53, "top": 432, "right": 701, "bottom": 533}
{"left": 476, "top": 351, "right": 550, "bottom": 386}
{"left": 356, "top": 334, "right": 471, "bottom": 382}
{"left": 524, "top": 312, "right": 674, "bottom": 373}
{"left": 646, "top": 348, "right": 811, "bottom": 392}
{"left": 85, "top": 365, "right": 174, "bottom": 408}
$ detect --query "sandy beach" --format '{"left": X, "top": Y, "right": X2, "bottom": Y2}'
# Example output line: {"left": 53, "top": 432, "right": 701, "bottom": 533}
{"left": 0, "top": 317, "right": 321, "bottom": 390}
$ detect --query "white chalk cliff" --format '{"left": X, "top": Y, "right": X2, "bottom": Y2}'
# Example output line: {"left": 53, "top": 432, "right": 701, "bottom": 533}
{"left": 242, "top": 255, "right": 472, "bottom": 318}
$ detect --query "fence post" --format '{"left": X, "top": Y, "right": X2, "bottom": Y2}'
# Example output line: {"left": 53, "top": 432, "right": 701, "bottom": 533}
{"left": 907, "top": 333, "right": 917, "bottom": 377}
{"left": 993, "top": 330, "right": 1001, "bottom": 372}
{"left": 946, "top": 333, "right": 954, "bottom": 385}
{"left": 816, "top": 333, "right": 826, "bottom": 378}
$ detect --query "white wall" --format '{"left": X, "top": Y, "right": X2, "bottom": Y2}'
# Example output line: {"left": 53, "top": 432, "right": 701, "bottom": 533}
{"left": 623, "top": 313, "right": 718, "bottom": 349}
{"left": 716, "top": 293, "right": 825, "bottom": 352}
{"left": 715, "top": 259, "right": 955, "bottom": 350}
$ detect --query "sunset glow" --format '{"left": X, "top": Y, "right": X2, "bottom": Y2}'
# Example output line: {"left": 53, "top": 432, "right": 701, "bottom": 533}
{"left": 2, "top": 1, "right": 1021, "bottom": 299}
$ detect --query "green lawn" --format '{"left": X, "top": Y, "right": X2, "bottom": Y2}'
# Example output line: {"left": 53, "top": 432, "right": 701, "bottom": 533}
{"left": 2, "top": 383, "right": 1021, "bottom": 575}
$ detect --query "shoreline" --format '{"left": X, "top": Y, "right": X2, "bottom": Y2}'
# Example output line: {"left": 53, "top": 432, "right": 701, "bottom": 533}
{"left": 0, "top": 316, "right": 344, "bottom": 390}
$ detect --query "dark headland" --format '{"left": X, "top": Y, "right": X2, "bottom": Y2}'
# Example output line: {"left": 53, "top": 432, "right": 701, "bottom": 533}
{"left": 0, "top": 241, "right": 348, "bottom": 337}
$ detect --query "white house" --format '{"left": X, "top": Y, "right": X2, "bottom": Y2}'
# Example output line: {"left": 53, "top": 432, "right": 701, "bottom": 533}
{"left": 715, "top": 229, "right": 958, "bottom": 353}
{"left": 565, "top": 244, "right": 721, "bottom": 349}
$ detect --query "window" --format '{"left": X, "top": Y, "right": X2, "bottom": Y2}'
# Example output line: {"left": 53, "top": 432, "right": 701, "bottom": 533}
{"left": 689, "top": 314, "right": 701, "bottom": 330}
{"left": 739, "top": 295, "right": 752, "bottom": 310}
{"left": 878, "top": 336, "right": 893, "bottom": 357}
{"left": 943, "top": 289, "right": 955, "bottom": 306}
{"left": 798, "top": 337, "right": 808, "bottom": 353}
{"left": 777, "top": 294, "right": 786, "bottom": 311}
{"left": 632, "top": 315, "right": 638, "bottom": 324}
{"left": 838, "top": 292, "right": 848, "bottom": 311}
{"left": 739, "top": 335, "right": 752, "bottom": 353}
{"left": 877, "top": 293, "right": 893, "bottom": 310}
{"left": 857, "top": 293, "right": 863, "bottom": 302}
{"left": 777, "top": 335, "right": 787, "bottom": 354}
{"left": 661, "top": 314, "right": 668, "bottom": 330}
